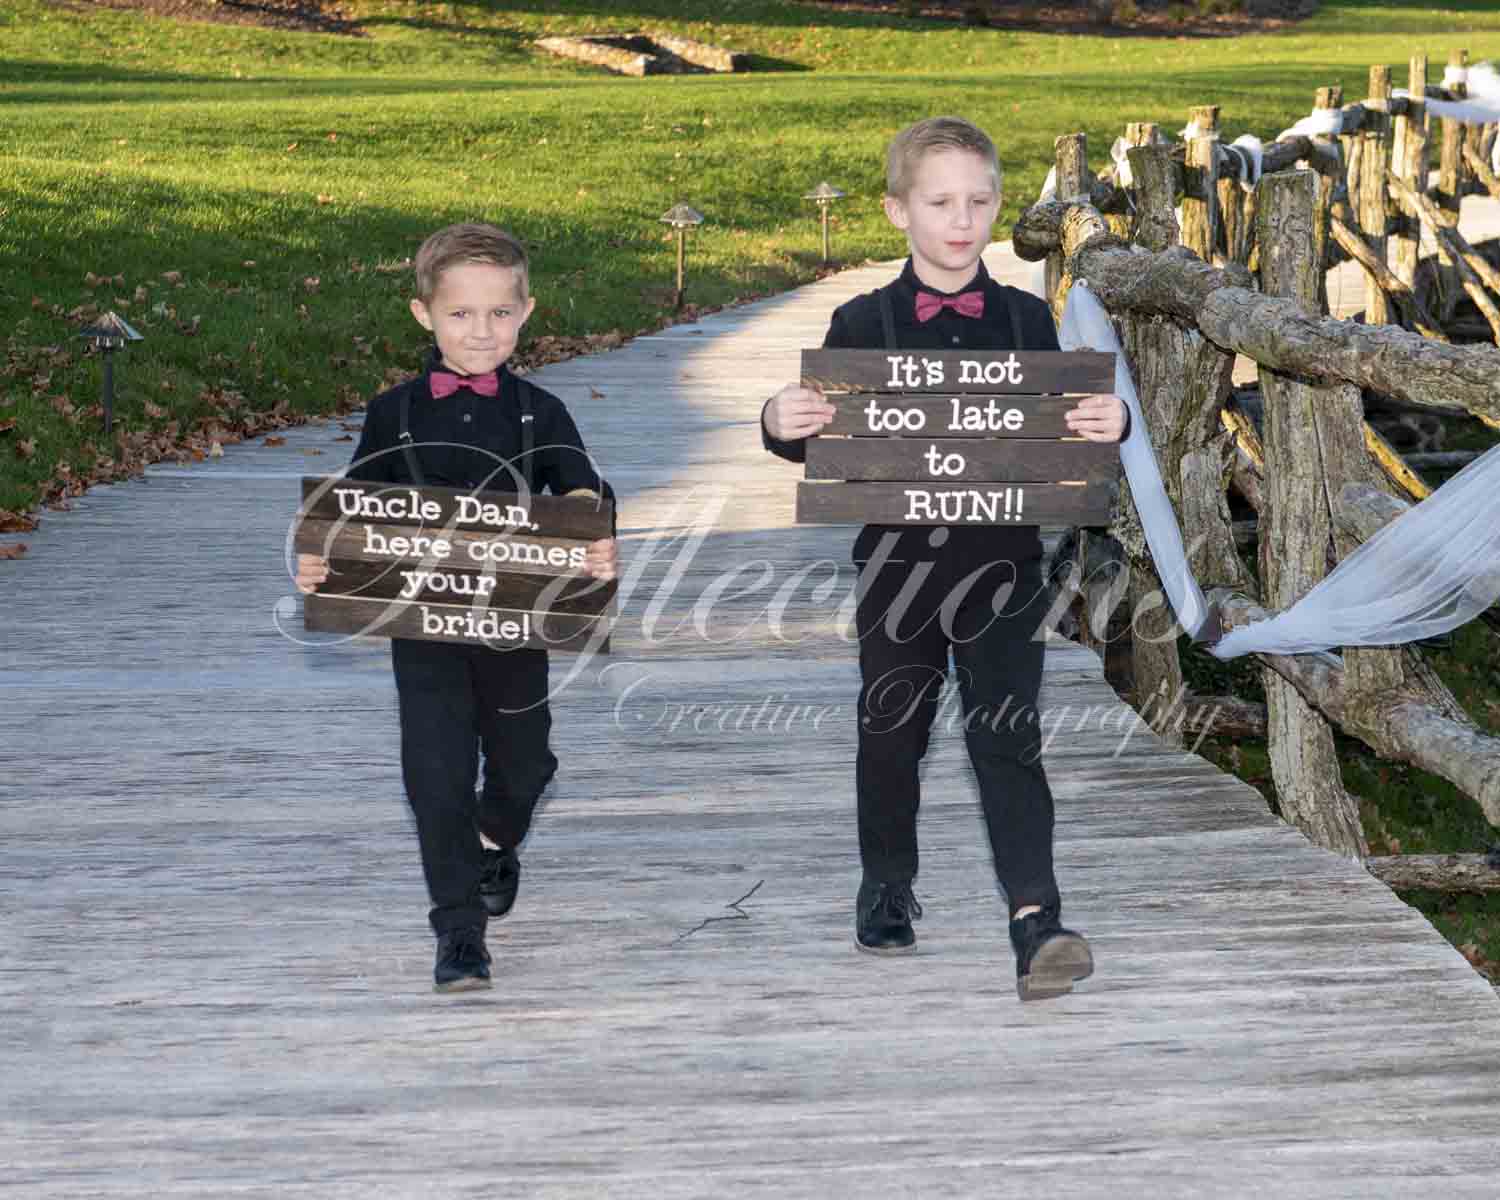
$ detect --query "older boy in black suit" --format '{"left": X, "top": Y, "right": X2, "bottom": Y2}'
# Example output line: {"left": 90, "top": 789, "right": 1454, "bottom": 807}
{"left": 762, "top": 118, "right": 1125, "bottom": 1000}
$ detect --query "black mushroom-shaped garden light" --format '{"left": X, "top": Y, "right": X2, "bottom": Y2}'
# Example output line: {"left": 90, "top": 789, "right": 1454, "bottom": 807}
{"left": 77, "top": 311, "right": 143, "bottom": 437}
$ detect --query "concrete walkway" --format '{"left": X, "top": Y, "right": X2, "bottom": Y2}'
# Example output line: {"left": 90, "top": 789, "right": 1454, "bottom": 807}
{"left": 2, "top": 220, "right": 1498, "bottom": 1196}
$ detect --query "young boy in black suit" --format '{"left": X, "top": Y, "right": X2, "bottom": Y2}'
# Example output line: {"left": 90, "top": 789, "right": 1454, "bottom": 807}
{"left": 297, "top": 223, "right": 618, "bottom": 993}
{"left": 762, "top": 118, "right": 1126, "bottom": 1000}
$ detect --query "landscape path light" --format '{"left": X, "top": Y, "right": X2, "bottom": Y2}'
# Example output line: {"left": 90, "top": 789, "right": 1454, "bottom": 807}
{"left": 77, "top": 311, "right": 143, "bottom": 438}
{"left": 660, "top": 202, "right": 704, "bottom": 308}
{"left": 804, "top": 182, "right": 845, "bottom": 264}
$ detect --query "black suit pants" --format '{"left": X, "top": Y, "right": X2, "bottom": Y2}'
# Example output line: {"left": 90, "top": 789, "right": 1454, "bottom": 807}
{"left": 392, "top": 638, "right": 557, "bottom": 934}
{"left": 853, "top": 529, "right": 1060, "bottom": 914}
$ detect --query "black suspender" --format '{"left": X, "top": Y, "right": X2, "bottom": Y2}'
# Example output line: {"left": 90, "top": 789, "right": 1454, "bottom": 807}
{"left": 397, "top": 388, "right": 424, "bottom": 486}
{"left": 1004, "top": 288, "right": 1026, "bottom": 350}
{"left": 516, "top": 376, "right": 535, "bottom": 493}
{"left": 396, "top": 373, "right": 536, "bottom": 492}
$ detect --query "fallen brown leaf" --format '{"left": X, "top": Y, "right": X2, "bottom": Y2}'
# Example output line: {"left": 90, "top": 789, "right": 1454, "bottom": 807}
{"left": 265, "top": 435, "right": 286, "bottom": 446}
{"left": 334, "top": 434, "right": 353, "bottom": 441}
{"left": 0, "top": 510, "right": 36, "bottom": 533}
{"left": 161, "top": 270, "right": 183, "bottom": 285}
{"left": 0, "top": 544, "right": 26, "bottom": 560}
{"left": 15, "top": 438, "right": 35, "bottom": 460}
{"left": 303, "top": 276, "right": 321, "bottom": 292}
{"left": 144, "top": 401, "right": 166, "bottom": 419}
{"left": 0, "top": 419, "right": 14, "bottom": 436}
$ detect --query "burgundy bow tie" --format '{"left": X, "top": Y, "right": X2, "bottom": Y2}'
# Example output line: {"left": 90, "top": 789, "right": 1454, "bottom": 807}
{"left": 429, "top": 369, "right": 499, "bottom": 399}
{"left": 914, "top": 289, "right": 985, "bottom": 322}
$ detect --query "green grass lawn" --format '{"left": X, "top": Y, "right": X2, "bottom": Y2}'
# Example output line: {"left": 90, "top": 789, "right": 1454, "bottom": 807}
{"left": 4, "top": 0, "right": 1500, "bottom": 514}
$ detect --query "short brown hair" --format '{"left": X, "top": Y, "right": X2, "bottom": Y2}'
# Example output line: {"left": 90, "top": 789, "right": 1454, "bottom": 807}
{"left": 413, "top": 223, "right": 530, "bottom": 302}
{"left": 886, "top": 117, "right": 1002, "bottom": 199}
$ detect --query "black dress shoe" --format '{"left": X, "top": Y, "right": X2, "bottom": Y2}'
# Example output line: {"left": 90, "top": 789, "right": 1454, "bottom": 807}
{"left": 855, "top": 878, "right": 923, "bottom": 955}
{"left": 478, "top": 847, "right": 521, "bottom": 919}
{"left": 1009, "top": 901, "right": 1093, "bottom": 1002}
{"left": 434, "top": 926, "right": 492, "bottom": 993}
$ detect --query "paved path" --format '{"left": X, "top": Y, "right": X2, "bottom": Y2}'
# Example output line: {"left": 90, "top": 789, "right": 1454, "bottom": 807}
{"left": 2, "top": 229, "right": 1498, "bottom": 1197}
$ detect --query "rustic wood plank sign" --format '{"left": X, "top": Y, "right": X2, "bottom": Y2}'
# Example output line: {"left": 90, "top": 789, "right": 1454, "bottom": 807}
{"left": 295, "top": 476, "right": 614, "bottom": 652}
{"left": 796, "top": 349, "right": 1118, "bottom": 527}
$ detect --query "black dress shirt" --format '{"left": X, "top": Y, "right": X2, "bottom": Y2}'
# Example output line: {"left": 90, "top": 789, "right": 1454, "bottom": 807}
{"left": 763, "top": 259, "right": 1059, "bottom": 564}
{"left": 348, "top": 350, "right": 610, "bottom": 505}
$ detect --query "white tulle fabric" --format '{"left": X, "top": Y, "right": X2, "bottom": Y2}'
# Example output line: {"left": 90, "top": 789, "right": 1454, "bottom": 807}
{"left": 1057, "top": 282, "right": 1500, "bottom": 660}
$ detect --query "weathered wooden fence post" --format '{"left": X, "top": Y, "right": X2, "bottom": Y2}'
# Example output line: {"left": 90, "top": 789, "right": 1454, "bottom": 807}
{"left": 1390, "top": 55, "right": 1428, "bottom": 294}
{"left": 1311, "top": 85, "right": 1342, "bottom": 313}
{"left": 1436, "top": 49, "right": 1469, "bottom": 322}
{"left": 1358, "top": 65, "right": 1393, "bottom": 327}
{"left": 1256, "top": 170, "right": 1369, "bottom": 858}
{"left": 1046, "top": 133, "right": 1089, "bottom": 323}
{"left": 1180, "top": 105, "right": 1220, "bottom": 264}
{"left": 1109, "top": 143, "right": 1245, "bottom": 741}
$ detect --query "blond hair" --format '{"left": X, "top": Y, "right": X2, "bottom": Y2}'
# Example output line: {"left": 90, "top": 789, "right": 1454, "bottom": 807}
{"left": 413, "top": 223, "right": 530, "bottom": 302}
{"left": 885, "top": 116, "right": 1002, "bottom": 199}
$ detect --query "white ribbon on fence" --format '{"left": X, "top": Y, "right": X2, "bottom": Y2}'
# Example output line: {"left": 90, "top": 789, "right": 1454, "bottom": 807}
{"left": 1055, "top": 282, "right": 1500, "bottom": 661}
{"left": 1390, "top": 60, "right": 1500, "bottom": 172}
{"left": 1275, "top": 106, "right": 1343, "bottom": 142}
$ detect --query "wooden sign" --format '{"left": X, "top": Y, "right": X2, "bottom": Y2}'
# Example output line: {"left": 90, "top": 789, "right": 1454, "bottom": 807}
{"left": 795, "top": 349, "right": 1118, "bottom": 527}
{"left": 295, "top": 477, "right": 614, "bottom": 653}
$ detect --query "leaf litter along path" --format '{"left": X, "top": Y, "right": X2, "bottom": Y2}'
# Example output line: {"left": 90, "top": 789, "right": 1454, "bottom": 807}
{"left": 0, "top": 239, "right": 1498, "bottom": 1197}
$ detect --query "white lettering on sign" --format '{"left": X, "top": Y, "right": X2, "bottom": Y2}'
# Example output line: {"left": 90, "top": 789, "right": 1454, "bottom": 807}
{"left": 336, "top": 486, "right": 440, "bottom": 523}
{"left": 465, "top": 539, "right": 584, "bottom": 569}
{"left": 455, "top": 495, "right": 537, "bottom": 531}
{"left": 922, "top": 445, "right": 966, "bottom": 477}
{"left": 362, "top": 524, "right": 452, "bottom": 560}
{"left": 419, "top": 606, "right": 528, "bottom": 644}
{"left": 956, "top": 354, "right": 1024, "bottom": 386}
{"left": 903, "top": 487, "right": 1027, "bottom": 522}
{"left": 947, "top": 397, "right": 1025, "bottom": 433}
{"left": 863, "top": 398, "right": 927, "bottom": 433}
{"left": 398, "top": 569, "right": 498, "bottom": 600}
